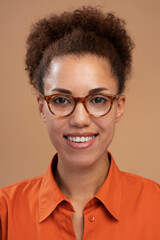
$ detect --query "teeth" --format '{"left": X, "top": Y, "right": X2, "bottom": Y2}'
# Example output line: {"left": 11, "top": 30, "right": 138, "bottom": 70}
{"left": 67, "top": 136, "right": 96, "bottom": 143}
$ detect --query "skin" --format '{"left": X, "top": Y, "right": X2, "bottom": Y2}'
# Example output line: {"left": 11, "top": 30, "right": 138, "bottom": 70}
{"left": 37, "top": 54, "right": 125, "bottom": 240}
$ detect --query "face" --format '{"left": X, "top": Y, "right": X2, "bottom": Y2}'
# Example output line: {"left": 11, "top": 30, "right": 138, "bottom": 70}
{"left": 37, "top": 55, "right": 125, "bottom": 169}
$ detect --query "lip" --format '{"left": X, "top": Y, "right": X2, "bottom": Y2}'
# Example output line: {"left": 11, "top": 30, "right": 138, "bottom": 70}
{"left": 64, "top": 132, "right": 98, "bottom": 137}
{"left": 63, "top": 132, "right": 98, "bottom": 150}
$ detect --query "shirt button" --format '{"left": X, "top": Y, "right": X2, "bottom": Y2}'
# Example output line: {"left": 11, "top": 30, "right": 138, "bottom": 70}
{"left": 88, "top": 215, "right": 95, "bottom": 222}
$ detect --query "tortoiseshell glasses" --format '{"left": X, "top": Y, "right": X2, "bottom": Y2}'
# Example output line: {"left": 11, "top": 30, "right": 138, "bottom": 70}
{"left": 41, "top": 93, "right": 120, "bottom": 118}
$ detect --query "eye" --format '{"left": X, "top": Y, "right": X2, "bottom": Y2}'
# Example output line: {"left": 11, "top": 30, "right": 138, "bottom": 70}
{"left": 91, "top": 96, "right": 108, "bottom": 104}
{"left": 51, "top": 96, "right": 71, "bottom": 105}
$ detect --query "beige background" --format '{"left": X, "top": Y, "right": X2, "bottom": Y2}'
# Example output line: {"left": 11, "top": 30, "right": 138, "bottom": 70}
{"left": 0, "top": 0, "right": 160, "bottom": 187}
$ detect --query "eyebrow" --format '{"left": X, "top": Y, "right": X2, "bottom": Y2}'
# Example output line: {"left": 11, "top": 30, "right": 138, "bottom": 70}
{"left": 51, "top": 87, "right": 108, "bottom": 95}
{"left": 51, "top": 88, "right": 72, "bottom": 94}
{"left": 88, "top": 88, "right": 108, "bottom": 94}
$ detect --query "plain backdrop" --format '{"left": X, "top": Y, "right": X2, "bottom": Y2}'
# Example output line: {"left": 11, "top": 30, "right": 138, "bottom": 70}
{"left": 0, "top": 0, "right": 160, "bottom": 187}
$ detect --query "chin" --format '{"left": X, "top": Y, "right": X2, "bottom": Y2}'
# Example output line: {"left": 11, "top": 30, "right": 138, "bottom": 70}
{"left": 59, "top": 150, "right": 103, "bottom": 169}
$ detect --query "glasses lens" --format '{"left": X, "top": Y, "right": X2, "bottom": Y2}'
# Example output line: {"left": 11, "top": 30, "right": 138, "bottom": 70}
{"left": 86, "top": 94, "right": 111, "bottom": 116}
{"left": 49, "top": 95, "right": 74, "bottom": 116}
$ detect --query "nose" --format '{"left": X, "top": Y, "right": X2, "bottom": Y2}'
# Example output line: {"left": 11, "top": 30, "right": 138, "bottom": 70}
{"left": 69, "top": 102, "right": 91, "bottom": 128}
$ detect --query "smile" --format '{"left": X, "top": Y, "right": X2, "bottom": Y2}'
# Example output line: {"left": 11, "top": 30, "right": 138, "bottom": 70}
{"left": 66, "top": 136, "right": 96, "bottom": 143}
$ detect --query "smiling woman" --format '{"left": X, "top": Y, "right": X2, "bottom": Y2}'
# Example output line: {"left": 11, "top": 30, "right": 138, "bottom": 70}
{"left": 37, "top": 55, "right": 125, "bottom": 171}
{"left": 0, "top": 6, "right": 160, "bottom": 240}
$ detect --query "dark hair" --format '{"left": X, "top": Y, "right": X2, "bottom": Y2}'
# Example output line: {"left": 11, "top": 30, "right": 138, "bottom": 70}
{"left": 25, "top": 6, "right": 134, "bottom": 94}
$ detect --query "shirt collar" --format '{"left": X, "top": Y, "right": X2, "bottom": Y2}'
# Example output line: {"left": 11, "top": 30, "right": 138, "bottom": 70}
{"left": 95, "top": 152, "right": 122, "bottom": 221}
{"left": 39, "top": 152, "right": 122, "bottom": 222}
{"left": 39, "top": 154, "right": 68, "bottom": 222}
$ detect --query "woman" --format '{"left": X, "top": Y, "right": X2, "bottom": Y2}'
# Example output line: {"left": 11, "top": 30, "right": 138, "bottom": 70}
{"left": 0, "top": 6, "right": 159, "bottom": 240}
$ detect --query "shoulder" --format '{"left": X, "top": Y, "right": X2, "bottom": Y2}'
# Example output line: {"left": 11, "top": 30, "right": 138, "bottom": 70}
{"left": 0, "top": 175, "right": 43, "bottom": 204}
{"left": 120, "top": 171, "right": 160, "bottom": 209}
{"left": 0, "top": 175, "right": 43, "bottom": 224}
{"left": 0, "top": 176, "right": 44, "bottom": 238}
{"left": 121, "top": 170, "right": 160, "bottom": 192}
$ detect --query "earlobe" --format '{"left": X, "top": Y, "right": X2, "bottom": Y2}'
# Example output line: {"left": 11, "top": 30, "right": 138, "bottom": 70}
{"left": 41, "top": 113, "right": 46, "bottom": 122}
{"left": 116, "top": 95, "right": 126, "bottom": 123}
{"left": 37, "top": 96, "right": 46, "bottom": 123}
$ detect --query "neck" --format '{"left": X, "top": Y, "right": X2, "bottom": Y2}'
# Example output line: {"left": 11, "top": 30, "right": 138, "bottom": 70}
{"left": 54, "top": 153, "right": 110, "bottom": 203}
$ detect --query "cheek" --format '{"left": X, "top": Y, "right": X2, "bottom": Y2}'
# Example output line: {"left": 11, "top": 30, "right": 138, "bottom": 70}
{"left": 96, "top": 112, "right": 117, "bottom": 143}
{"left": 45, "top": 115, "right": 64, "bottom": 147}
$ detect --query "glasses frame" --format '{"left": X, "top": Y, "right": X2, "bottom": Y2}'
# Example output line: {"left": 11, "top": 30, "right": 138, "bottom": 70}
{"left": 41, "top": 93, "right": 120, "bottom": 118}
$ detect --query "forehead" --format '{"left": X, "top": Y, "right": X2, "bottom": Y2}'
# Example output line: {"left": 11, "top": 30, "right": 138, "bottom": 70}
{"left": 44, "top": 54, "right": 118, "bottom": 95}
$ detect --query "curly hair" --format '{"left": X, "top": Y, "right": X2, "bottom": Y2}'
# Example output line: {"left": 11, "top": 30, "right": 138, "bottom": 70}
{"left": 25, "top": 6, "right": 134, "bottom": 94}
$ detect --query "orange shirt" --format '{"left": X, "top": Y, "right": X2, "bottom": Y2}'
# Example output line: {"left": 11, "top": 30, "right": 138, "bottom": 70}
{"left": 0, "top": 153, "right": 160, "bottom": 240}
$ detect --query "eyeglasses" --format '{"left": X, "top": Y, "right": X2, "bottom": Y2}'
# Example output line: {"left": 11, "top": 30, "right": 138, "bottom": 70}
{"left": 41, "top": 93, "right": 120, "bottom": 118}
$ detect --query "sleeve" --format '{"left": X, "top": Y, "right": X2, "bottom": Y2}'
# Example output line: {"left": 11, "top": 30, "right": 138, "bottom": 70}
{"left": 0, "top": 190, "right": 8, "bottom": 240}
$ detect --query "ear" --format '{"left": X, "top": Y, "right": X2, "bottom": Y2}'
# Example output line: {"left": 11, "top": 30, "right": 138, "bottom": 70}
{"left": 37, "top": 95, "right": 46, "bottom": 123}
{"left": 116, "top": 95, "right": 126, "bottom": 123}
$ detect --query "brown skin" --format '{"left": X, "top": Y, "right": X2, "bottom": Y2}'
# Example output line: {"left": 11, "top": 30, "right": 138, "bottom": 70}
{"left": 37, "top": 54, "right": 125, "bottom": 240}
